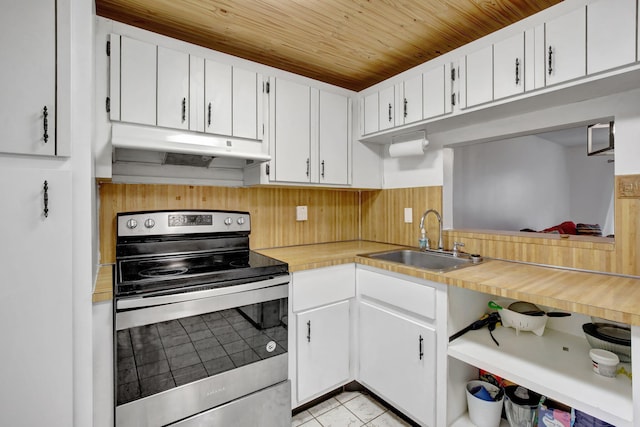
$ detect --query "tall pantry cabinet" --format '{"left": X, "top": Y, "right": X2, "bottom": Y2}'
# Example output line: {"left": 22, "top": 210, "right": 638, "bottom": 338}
{"left": 0, "top": 1, "right": 73, "bottom": 426}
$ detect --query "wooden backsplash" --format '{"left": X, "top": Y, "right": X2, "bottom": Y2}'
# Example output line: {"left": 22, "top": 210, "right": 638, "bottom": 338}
{"left": 98, "top": 182, "right": 360, "bottom": 264}
{"left": 361, "top": 186, "right": 443, "bottom": 247}
{"left": 99, "top": 178, "right": 639, "bottom": 276}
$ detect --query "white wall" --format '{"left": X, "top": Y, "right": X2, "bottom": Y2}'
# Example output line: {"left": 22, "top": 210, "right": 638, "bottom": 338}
{"left": 452, "top": 136, "right": 570, "bottom": 231}
{"left": 566, "top": 145, "right": 615, "bottom": 236}
{"left": 451, "top": 135, "right": 615, "bottom": 233}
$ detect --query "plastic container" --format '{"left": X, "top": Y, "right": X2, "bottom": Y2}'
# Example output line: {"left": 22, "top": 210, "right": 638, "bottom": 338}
{"left": 589, "top": 349, "right": 619, "bottom": 377}
{"left": 504, "top": 385, "right": 541, "bottom": 427}
{"left": 466, "top": 380, "right": 504, "bottom": 427}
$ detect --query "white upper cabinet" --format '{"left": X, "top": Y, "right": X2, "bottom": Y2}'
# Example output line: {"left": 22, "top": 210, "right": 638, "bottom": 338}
{"left": 493, "top": 32, "right": 525, "bottom": 100}
{"left": 318, "top": 90, "right": 350, "bottom": 185}
{"left": 273, "top": 78, "right": 311, "bottom": 183}
{"left": 463, "top": 45, "right": 493, "bottom": 108}
{"left": 188, "top": 56, "right": 205, "bottom": 132}
{"left": 397, "top": 75, "right": 423, "bottom": 125}
{"left": 378, "top": 85, "right": 396, "bottom": 131}
{"left": 204, "top": 59, "right": 232, "bottom": 136}
{"left": 587, "top": 0, "right": 637, "bottom": 75}
{"left": 157, "top": 46, "right": 189, "bottom": 130}
{"left": 423, "top": 64, "right": 449, "bottom": 120}
{"left": 363, "top": 92, "right": 379, "bottom": 135}
{"left": 271, "top": 78, "right": 350, "bottom": 185}
{"left": 111, "top": 35, "right": 262, "bottom": 141}
{"left": 545, "top": 7, "right": 586, "bottom": 86}
{"left": 233, "top": 67, "right": 260, "bottom": 140}
{"left": 1, "top": 0, "right": 57, "bottom": 156}
{"left": 118, "top": 37, "right": 157, "bottom": 126}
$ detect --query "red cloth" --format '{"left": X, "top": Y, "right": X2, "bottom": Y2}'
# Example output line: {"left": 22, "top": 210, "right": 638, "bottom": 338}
{"left": 541, "top": 221, "right": 577, "bottom": 235}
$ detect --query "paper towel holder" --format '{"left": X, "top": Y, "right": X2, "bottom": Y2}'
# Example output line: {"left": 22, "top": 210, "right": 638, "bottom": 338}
{"left": 389, "top": 130, "right": 429, "bottom": 158}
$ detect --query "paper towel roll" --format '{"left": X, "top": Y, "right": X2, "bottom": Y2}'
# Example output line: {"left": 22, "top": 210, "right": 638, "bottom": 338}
{"left": 388, "top": 139, "right": 428, "bottom": 158}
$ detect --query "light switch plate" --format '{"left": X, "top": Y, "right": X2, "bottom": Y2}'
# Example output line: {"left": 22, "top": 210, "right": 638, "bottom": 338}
{"left": 404, "top": 207, "right": 413, "bottom": 223}
{"left": 296, "top": 206, "right": 308, "bottom": 221}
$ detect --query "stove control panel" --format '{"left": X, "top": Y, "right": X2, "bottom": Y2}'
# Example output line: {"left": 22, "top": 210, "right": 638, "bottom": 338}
{"left": 118, "top": 210, "right": 251, "bottom": 237}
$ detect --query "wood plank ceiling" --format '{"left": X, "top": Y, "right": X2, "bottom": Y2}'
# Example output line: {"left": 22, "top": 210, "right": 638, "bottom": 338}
{"left": 95, "top": 0, "right": 562, "bottom": 91}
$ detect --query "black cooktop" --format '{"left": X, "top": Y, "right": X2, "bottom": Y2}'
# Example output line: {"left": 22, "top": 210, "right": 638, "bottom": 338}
{"left": 116, "top": 250, "right": 288, "bottom": 298}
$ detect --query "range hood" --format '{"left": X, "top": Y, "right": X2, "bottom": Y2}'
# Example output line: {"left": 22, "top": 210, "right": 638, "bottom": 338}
{"left": 111, "top": 122, "right": 271, "bottom": 167}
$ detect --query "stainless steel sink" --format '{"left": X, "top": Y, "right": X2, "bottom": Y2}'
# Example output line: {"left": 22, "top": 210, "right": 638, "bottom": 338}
{"left": 360, "top": 249, "right": 481, "bottom": 273}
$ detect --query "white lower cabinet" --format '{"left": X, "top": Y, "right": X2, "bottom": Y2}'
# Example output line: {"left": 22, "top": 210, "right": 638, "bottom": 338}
{"left": 0, "top": 167, "right": 73, "bottom": 426}
{"left": 357, "top": 267, "right": 446, "bottom": 427}
{"left": 291, "top": 264, "right": 355, "bottom": 406}
{"left": 360, "top": 302, "right": 437, "bottom": 426}
{"left": 296, "top": 300, "right": 351, "bottom": 402}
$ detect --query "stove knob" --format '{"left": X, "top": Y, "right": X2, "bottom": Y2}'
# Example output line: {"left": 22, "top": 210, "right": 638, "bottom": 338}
{"left": 144, "top": 218, "right": 156, "bottom": 229}
{"left": 224, "top": 217, "right": 233, "bottom": 226}
{"left": 237, "top": 217, "right": 245, "bottom": 225}
{"left": 126, "top": 219, "right": 138, "bottom": 229}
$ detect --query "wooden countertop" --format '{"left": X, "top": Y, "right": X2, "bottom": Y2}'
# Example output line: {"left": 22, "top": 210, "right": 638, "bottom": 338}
{"left": 255, "top": 241, "right": 404, "bottom": 272}
{"left": 93, "top": 265, "right": 114, "bottom": 303}
{"left": 93, "top": 240, "right": 640, "bottom": 325}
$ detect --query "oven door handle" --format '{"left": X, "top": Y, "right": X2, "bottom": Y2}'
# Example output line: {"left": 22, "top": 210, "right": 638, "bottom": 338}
{"left": 116, "top": 275, "right": 290, "bottom": 310}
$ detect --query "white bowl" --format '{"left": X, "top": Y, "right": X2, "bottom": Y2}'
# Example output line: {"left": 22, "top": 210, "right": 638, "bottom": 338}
{"left": 494, "top": 302, "right": 547, "bottom": 336}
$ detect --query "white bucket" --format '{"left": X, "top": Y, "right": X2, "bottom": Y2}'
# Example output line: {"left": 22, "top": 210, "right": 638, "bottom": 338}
{"left": 466, "top": 380, "right": 504, "bottom": 427}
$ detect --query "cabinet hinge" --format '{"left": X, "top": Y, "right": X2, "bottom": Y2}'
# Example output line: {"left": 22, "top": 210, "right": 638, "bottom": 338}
{"left": 106, "top": 97, "right": 111, "bottom": 113}
{"left": 265, "top": 163, "right": 270, "bottom": 176}
{"left": 106, "top": 40, "right": 111, "bottom": 57}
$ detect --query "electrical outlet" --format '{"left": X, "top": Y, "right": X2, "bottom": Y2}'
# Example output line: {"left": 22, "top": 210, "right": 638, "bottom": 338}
{"left": 296, "top": 206, "right": 308, "bottom": 221}
{"left": 404, "top": 207, "right": 413, "bottom": 223}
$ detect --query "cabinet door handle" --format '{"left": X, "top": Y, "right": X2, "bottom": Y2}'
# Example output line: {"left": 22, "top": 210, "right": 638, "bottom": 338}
{"left": 451, "top": 93, "right": 456, "bottom": 106}
{"left": 548, "top": 46, "right": 553, "bottom": 76}
{"left": 321, "top": 160, "right": 325, "bottom": 178}
{"left": 388, "top": 103, "right": 392, "bottom": 122}
{"left": 307, "top": 320, "right": 311, "bottom": 342}
{"left": 306, "top": 158, "right": 310, "bottom": 177}
{"left": 43, "top": 180, "right": 49, "bottom": 218}
{"left": 515, "top": 58, "right": 520, "bottom": 85}
{"left": 42, "top": 106, "right": 49, "bottom": 143}
{"left": 181, "top": 97, "right": 186, "bottom": 123}
{"left": 403, "top": 98, "right": 408, "bottom": 118}
{"left": 418, "top": 335, "right": 424, "bottom": 360}
{"left": 207, "top": 102, "right": 212, "bottom": 127}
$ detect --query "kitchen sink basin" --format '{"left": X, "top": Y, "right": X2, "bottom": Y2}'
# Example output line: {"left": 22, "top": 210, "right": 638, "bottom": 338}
{"left": 360, "top": 249, "right": 481, "bottom": 273}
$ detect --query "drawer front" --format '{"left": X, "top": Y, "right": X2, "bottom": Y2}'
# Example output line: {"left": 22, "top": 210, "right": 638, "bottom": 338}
{"left": 292, "top": 264, "right": 355, "bottom": 312}
{"left": 357, "top": 268, "right": 436, "bottom": 319}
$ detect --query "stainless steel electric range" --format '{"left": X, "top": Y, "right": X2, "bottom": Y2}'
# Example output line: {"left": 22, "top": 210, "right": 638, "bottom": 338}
{"left": 114, "top": 210, "right": 290, "bottom": 427}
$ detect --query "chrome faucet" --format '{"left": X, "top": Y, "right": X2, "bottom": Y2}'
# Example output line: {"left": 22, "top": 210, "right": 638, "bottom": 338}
{"left": 419, "top": 209, "right": 443, "bottom": 251}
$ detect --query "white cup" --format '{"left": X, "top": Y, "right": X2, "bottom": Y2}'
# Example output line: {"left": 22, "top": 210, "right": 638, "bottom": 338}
{"left": 466, "top": 380, "right": 504, "bottom": 427}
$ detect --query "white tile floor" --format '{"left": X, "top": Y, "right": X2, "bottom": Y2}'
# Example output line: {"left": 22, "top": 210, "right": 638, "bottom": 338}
{"left": 292, "top": 391, "right": 414, "bottom": 427}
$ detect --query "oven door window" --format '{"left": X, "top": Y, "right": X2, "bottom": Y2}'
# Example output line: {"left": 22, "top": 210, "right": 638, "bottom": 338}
{"left": 116, "top": 298, "right": 288, "bottom": 405}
